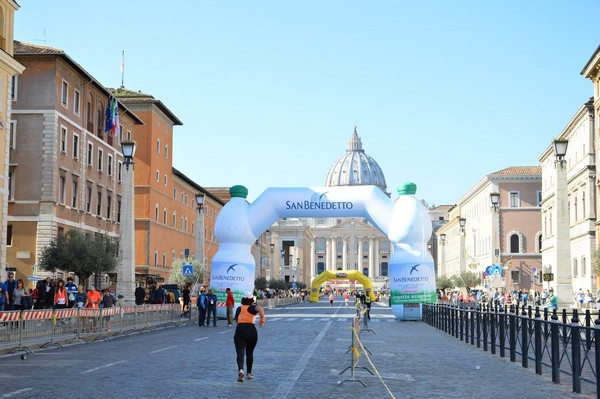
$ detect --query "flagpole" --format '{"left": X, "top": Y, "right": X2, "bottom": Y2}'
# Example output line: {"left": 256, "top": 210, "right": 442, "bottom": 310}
{"left": 121, "top": 51, "right": 125, "bottom": 88}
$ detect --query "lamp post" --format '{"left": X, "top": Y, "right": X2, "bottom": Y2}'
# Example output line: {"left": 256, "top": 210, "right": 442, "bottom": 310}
{"left": 439, "top": 233, "right": 446, "bottom": 277}
{"left": 490, "top": 192, "right": 500, "bottom": 267}
{"left": 269, "top": 243, "right": 274, "bottom": 281}
{"left": 458, "top": 217, "right": 466, "bottom": 273}
{"left": 279, "top": 249, "right": 284, "bottom": 280}
{"left": 117, "top": 140, "right": 136, "bottom": 304}
{"left": 552, "top": 139, "right": 572, "bottom": 305}
{"left": 195, "top": 193, "right": 205, "bottom": 286}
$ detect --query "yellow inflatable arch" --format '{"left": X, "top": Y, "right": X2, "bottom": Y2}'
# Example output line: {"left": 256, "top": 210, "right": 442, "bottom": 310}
{"left": 309, "top": 270, "right": 376, "bottom": 303}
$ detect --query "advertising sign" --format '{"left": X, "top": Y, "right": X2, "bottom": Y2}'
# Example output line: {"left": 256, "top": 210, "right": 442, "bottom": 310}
{"left": 390, "top": 261, "right": 437, "bottom": 304}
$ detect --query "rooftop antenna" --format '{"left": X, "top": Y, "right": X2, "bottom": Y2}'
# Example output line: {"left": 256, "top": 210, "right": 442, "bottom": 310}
{"left": 120, "top": 50, "right": 125, "bottom": 88}
{"left": 34, "top": 29, "right": 46, "bottom": 45}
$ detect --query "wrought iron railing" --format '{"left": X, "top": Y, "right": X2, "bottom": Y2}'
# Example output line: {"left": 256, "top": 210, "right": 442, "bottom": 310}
{"left": 423, "top": 303, "right": 599, "bottom": 396}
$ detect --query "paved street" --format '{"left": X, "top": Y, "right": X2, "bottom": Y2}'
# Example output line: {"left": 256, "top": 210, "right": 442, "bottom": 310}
{"left": 0, "top": 297, "right": 595, "bottom": 399}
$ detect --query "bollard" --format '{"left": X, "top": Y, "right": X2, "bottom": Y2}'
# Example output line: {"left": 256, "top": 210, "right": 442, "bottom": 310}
{"left": 521, "top": 309, "right": 528, "bottom": 369}
{"left": 534, "top": 307, "right": 542, "bottom": 375}
{"left": 509, "top": 306, "right": 516, "bottom": 362}
{"left": 550, "top": 310, "right": 560, "bottom": 384}
{"left": 571, "top": 310, "right": 581, "bottom": 393}
{"left": 499, "top": 307, "right": 506, "bottom": 358}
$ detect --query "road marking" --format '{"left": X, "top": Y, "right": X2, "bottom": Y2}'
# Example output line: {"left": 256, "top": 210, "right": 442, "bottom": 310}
{"left": 272, "top": 309, "right": 337, "bottom": 399}
{"left": 81, "top": 360, "right": 127, "bottom": 374}
{"left": 3, "top": 388, "right": 33, "bottom": 398}
{"left": 150, "top": 345, "right": 177, "bottom": 354}
{"left": 194, "top": 337, "right": 208, "bottom": 341}
{"left": 219, "top": 330, "right": 231, "bottom": 334}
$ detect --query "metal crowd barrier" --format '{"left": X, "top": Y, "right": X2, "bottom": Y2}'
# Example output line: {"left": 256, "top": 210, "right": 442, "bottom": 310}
{"left": 0, "top": 304, "right": 188, "bottom": 354}
{"left": 423, "top": 303, "right": 599, "bottom": 396}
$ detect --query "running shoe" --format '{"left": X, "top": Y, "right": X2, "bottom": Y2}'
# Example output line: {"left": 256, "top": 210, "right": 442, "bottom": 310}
{"left": 247, "top": 373, "right": 254, "bottom": 380}
{"left": 237, "top": 369, "right": 244, "bottom": 382}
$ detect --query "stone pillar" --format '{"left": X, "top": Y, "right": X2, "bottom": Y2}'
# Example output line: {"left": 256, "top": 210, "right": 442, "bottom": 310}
{"left": 357, "top": 237, "right": 363, "bottom": 275}
{"left": 117, "top": 163, "right": 135, "bottom": 305}
{"left": 331, "top": 237, "right": 337, "bottom": 270}
{"left": 554, "top": 161, "right": 572, "bottom": 305}
{"left": 310, "top": 239, "right": 316, "bottom": 277}
{"left": 369, "top": 238, "right": 374, "bottom": 277}
{"left": 342, "top": 238, "right": 348, "bottom": 270}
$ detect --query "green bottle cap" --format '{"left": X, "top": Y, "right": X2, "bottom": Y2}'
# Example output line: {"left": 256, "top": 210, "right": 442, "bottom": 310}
{"left": 397, "top": 182, "right": 417, "bottom": 195}
{"left": 230, "top": 185, "right": 248, "bottom": 198}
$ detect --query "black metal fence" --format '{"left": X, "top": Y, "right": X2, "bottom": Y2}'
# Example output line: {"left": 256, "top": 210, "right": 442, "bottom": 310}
{"left": 423, "top": 303, "right": 599, "bottom": 397}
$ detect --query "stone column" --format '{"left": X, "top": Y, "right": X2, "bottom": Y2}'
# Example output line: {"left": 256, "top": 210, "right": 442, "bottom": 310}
{"left": 331, "top": 237, "right": 337, "bottom": 270}
{"left": 369, "top": 238, "right": 374, "bottom": 277}
{"left": 357, "top": 237, "right": 363, "bottom": 275}
{"left": 554, "top": 160, "right": 572, "bottom": 305}
{"left": 117, "top": 163, "right": 135, "bottom": 304}
{"left": 342, "top": 238, "right": 348, "bottom": 270}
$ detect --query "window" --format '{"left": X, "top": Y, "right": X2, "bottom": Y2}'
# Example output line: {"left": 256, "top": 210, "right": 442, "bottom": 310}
{"left": 73, "top": 134, "right": 79, "bottom": 159}
{"left": 86, "top": 97, "right": 93, "bottom": 132}
{"left": 156, "top": 170, "right": 160, "bottom": 182}
{"left": 71, "top": 178, "right": 78, "bottom": 208}
{"left": 163, "top": 208, "right": 167, "bottom": 224}
{"left": 509, "top": 192, "right": 520, "bottom": 207}
{"left": 164, "top": 175, "right": 167, "bottom": 186}
{"left": 6, "top": 224, "right": 12, "bottom": 246}
{"left": 537, "top": 191, "right": 542, "bottom": 207}
{"left": 74, "top": 89, "right": 80, "bottom": 115}
{"left": 10, "top": 75, "right": 17, "bottom": 100}
{"left": 9, "top": 121, "right": 15, "bottom": 149}
{"left": 97, "top": 190, "right": 103, "bottom": 216}
{"left": 61, "top": 80, "right": 68, "bottom": 107}
{"left": 60, "top": 127, "right": 67, "bottom": 153}
{"left": 156, "top": 139, "right": 160, "bottom": 153}
{"left": 86, "top": 183, "right": 92, "bottom": 213}
{"left": 107, "top": 154, "right": 113, "bottom": 176}
{"left": 162, "top": 253, "right": 167, "bottom": 269}
{"left": 173, "top": 188, "right": 177, "bottom": 199}
{"left": 59, "top": 173, "right": 66, "bottom": 204}
{"left": 574, "top": 194, "right": 578, "bottom": 222}
{"left": 165, "top": 144, "right": 169, "bottom": 159}
{"left": 117, "top": 161, "right": 122, "bottom": 182}
{"left": 172, "top": 212, "right": 176, "bottom": 226}
{"left": 98, "top": 149, "right": 103, "bottom": 173}
{"left": 573, "top": 258, "right": 578, "bottom": 278}
{"left": 154, "top": 251, "right": 158, "bottom": 267}
{"left": 582, "top": 191, "right": 586, "bottom": 220}
{"left": 117, "top": 196, "right": 122, "bottom": 223}
{"left": 126, "top": 130, "right": 132, "bottom": 141}
{"left": 8, "top": 167, "right": 14, "bottom": 200}
{"left": 582, "top": 256, "right": 587, "bottom": 277}
{"left": 155, "top": 205, "right": 159, "bottom": 221}
{"left": 509, "top": 234, "right": 519, "bottom": 253}
{"left": 87, "top": 143, "right": 93, "bottom": 166}
{"left": 510, "top": 269, "right": 520, "bottom": 285}
{"left": 106, "top": 194, "right": 112, "bottom": 220}
{"left": 96, "top": 107, "right": 103, "bottom": 136}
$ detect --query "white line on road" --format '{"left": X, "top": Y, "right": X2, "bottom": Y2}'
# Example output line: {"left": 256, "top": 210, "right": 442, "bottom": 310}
{"left": 150, "top": 346, "right": 177, "bottom": 354}
{"left": 194, "top": 337, "right": 208, "bottom": 341}
{"left": 219, "top": 330, "right": 231, "bottom": 334}
{"left": 81, "top": 360, "right": 127, "bottom": 374}
{"left": 3, "top": 388, "right": 33, "bottom": 398}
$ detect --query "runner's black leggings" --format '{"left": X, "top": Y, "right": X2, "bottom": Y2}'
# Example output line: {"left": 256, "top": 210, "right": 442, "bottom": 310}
{"left": 234, "top": 324, "right": 258, "bottom": 373}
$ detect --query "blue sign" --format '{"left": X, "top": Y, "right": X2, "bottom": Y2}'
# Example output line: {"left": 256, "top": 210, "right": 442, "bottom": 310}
{"left": 182, "top": 264, "right": 193, "bottom": 277}
{"left": 485, "top": 265, "right": 502, "bottom": 276}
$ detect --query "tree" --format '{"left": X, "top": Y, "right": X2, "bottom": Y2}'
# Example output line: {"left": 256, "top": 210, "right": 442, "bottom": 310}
{"left": 254, "top": 276, "right": 268, "bottom": 291}
{"left": 38, "top": 230, "right": 118, "bottom": 288}
{"left": 436, "top": 275, "right": 453, "bottom": 291}
{"left": 451, "top": 271, "right": 480, "bottom": 292}
{"left": 168, "top": 259, "right": 205, "bottom": 289}
{"left": 593, "top": 249, "right": 600, "bottom": 275}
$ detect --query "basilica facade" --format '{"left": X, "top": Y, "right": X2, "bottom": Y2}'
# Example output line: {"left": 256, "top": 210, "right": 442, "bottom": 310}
{"left": 260, "top": 128, "right": 393, "bottom": 290}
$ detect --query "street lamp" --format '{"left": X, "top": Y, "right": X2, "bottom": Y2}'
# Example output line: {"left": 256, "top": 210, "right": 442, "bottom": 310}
{"left": 270, "top": 243, "right": 275, "bottom": 253}
{"left": 553, "top": 139, "right": 568, "bottom": 168}
{"left": 490, "top": 192, "right": 500, "bottom": 211}
{"left": 195, "top": 193, "right": 205, "bottom": 285}
{"left": 440, "top": 234, "right": 446, "bottom": 245}
{"left": 458, "top": 217, "right": 466, "bottom": 234}
{"left": 116, "top": 140, "right": 136, "bottom": 304}
{"left": 121, "top": 140, "right": 136, "bottom": 170}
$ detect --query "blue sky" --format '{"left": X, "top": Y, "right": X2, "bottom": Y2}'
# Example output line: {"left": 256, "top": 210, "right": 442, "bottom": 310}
{"left": 14, "top": 1, "right": 600, "bottom": 205}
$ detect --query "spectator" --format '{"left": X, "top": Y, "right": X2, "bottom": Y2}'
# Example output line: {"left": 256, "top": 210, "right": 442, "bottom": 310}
{"left": 74, "top": 285, "right": 87, "bottom": 309}
{"left": 11, "top": 279, "right": 25, "bottom": 311}
{"left": 197, "top": 288, "right": 207, "bottom": 327}
{"left": 134, "top": 284, "right": 146, "bottom": 305}
{"left": 32, "top": 280, "right": 44, "bottom": 309}
{"left": 226, "top": 287, "right": 235, "bottom": 327}
{"left": 153, "top": 285, "right": 165, "bottom": 304}
{"left": 85, "top": 286, "right": 102, "bottom": 332}
{"left": 0, "top": 281, "right": 7, "bottom": 311}
{"left": 205, "top": 289, "right": 218, "bottom": 327}
{"left": 167, "top": 289, "right": 175, "bottom": 304}
{"left": 53, "top": 279, "right": 68, "bottom": 309}
{"left": 182, "top": 285, "right": 191, "bottom": 317}
{"left": 65, "top": 277, "right": 78, "bottom": 308}
{"left": 4, "top": 272, "right": 16, "bottom": 310}
{"left": 100, "top": 289, "right": 116, "bottom": 331}
{"left": 21, "top": 288, "right": 32, "bottom": 310}
{"left": 42, "top": 277, "right": 54, "bottom": 309}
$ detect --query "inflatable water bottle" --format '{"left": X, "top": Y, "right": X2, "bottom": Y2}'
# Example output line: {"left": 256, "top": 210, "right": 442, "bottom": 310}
{"left": 387, "top": 182, "right": 436, "bottom": 321}
{"left": 210, "top": 185, "right": 256, "bottom": 318}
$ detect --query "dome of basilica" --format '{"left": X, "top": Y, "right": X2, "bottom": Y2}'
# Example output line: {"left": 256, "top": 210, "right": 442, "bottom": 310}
{"left": 324, "top": 127, "right": 388, "bottom": 195}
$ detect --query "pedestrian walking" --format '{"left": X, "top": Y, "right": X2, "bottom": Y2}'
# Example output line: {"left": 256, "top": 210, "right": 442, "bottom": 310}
{"left": 226, "top": 287, "right": 235, "bottom": 327}
{"left": 134, "top": 284, "right": 146, "bottom": 306}
{"left": 182, "top": 285, "right": 191, "bottom": 318}
{"left": 206, "top": 289, "right": 218, "bottom": 327}
{"left": 100, "top": 289, "right": 116, "bottom": 331}
{"left": 234, "top": 291, "right": 265, "bottom": 382}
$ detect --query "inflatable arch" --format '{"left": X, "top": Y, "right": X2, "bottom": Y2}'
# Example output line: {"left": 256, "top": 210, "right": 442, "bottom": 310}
{"left": 310, "top": 270, "right": 375, "bottom": 303}
{"left": 210, "top": 183, "right": 436, "bottom": 321}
